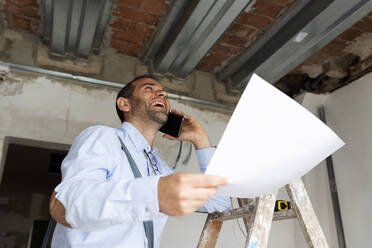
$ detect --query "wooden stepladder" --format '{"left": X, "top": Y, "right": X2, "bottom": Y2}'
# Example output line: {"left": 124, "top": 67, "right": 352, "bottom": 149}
{"left": 197, "top": 179, "right": 329, "bottom": 248}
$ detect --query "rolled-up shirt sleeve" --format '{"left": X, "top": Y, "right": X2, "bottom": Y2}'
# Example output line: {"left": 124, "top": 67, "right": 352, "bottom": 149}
{"left": 195, "top": 147, "right": 216, "bottom": 173}
{"left": 54, "top": 126, "right": 160, "bottom": 231}
{"left": 195, "top": 147, "right": 232, "bottom": 212}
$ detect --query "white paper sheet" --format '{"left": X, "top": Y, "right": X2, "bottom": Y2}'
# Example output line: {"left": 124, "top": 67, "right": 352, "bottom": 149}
{"left": 205, "top": 74, "right": 344, "bottom": 198}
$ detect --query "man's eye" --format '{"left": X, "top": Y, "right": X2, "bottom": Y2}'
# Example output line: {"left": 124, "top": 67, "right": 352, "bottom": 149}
{"left": 145, "top": 86, "right": 152, "bottom": 90}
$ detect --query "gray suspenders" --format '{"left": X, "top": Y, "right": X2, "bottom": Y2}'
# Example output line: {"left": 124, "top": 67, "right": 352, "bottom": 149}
{"left": 117, "top": 136, "right": 154, "bottom": 248}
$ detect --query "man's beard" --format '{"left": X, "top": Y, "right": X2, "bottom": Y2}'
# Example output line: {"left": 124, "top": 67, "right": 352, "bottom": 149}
{"left": 131, "top": 96, "right": 168, "bottom": 125}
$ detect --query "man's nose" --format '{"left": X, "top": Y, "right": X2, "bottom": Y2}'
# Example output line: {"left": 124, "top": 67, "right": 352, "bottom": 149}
{"left": 156, "top": 89, "right": 167, "bottom": 99}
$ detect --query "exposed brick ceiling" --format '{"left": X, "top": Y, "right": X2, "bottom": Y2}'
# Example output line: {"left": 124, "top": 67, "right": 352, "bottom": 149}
{"left": 3, "top": 0, "right": 40, "bottom": 35}
{"left": 110, "top": 0, "right": 170, "bottom": 57}
{"left": 198, "top": 0, "right": 295, "bottom": 72}
{"left": 275, "top": 12, "right": 372, "bottom": 97}
{"left": 108, "top": 0, "right": 298, "bottom": 72}
{"left": 1, "top": 0, "right": 371, "bottom": 97}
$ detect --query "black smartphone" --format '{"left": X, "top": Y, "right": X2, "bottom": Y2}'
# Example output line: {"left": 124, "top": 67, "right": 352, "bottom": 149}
{"left": 159, "top": 112, "right": 184, "bottom": 138}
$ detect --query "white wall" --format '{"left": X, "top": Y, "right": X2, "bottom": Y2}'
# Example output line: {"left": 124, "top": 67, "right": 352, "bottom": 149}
{"left": 299, "top": 72, "right": 372, "bottom": 247}
{"left": 0, "top": 66, "right": 297, "bottom": 248}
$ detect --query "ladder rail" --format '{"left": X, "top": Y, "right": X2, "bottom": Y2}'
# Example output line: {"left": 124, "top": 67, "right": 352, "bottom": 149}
{"left": 286, "top": 179, "right": 329, "bottom": 248}
{"left": 197, "top": 215, "right": 223, "bottom": 248}
{"left": 244, "top": 192, "right": 277, "bottom": 248}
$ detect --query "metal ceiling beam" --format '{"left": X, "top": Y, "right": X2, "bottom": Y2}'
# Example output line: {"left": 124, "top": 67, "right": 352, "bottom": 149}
{"left": 148, "top": 0, "right": 252, "bottom": 79}
{"left": 42, "top": 0, "right": 113, "bottom": 59}
{"left": 220, "top": 0, "right": 371, "bottom": 91}
{"left": 218, "top": 0, "right": 335, "bottom": 90}
{"left": 142, "top": 0, "right": 190, "bottom": 62}
{"left": 255, "top": 0, "right": 372, "bottom": 85}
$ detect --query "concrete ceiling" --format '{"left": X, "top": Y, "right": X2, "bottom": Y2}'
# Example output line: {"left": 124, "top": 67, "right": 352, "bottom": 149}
{"left": 1, "top": 0, "right": 371, "bottom": 103}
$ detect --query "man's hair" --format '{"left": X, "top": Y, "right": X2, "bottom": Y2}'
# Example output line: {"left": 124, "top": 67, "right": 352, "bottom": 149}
{"left": 116, "top": 75, "right": 158, "bottom": 123}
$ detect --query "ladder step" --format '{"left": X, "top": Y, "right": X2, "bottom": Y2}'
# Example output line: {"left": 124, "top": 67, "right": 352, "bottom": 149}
{"left": 208, "top": 205, "right": 296, "bottom": 222}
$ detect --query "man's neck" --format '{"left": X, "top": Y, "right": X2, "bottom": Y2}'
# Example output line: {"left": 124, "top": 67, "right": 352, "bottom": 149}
{"left": 126, "top": 118, "right": 160, "bottom": 146}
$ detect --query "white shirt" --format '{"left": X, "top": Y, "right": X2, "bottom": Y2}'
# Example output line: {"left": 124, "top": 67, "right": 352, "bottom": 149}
{"left": 52, "top": 122, "right": 230, "bottom": 248}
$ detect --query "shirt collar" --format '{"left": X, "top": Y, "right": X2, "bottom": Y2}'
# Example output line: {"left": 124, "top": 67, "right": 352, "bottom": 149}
{"left": 121, "top": 122, "right": 159, "bottom": 156}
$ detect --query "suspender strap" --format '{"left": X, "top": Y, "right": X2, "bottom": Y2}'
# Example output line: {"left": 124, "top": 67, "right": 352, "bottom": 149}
{"left": 117, "top": 136, "right": 154, "bottom": 248}
{"left": 118, "top": 136, "right": 142, "bottom": 178}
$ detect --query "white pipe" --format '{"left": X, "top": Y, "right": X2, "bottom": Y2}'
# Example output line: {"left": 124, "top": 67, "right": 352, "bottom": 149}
{"left": 0, "top": 61, "right": 234, "bottom": 111}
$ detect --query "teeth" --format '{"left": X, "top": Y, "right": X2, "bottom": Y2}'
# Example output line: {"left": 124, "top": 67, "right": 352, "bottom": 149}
{"left": 152, "top": 101, "right": 165, "bottom": 107}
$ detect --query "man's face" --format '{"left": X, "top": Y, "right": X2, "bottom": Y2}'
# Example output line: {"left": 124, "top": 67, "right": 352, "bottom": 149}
{"left": 130, "top": 78, "right": 170, "bottom": 125}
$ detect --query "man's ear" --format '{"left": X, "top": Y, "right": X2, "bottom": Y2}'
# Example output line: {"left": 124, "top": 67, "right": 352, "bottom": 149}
{"left": 117, "top": 97, "right": 130, "bottom": 113}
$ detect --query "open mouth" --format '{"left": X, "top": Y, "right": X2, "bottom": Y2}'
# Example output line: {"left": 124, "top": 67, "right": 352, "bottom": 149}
{"left": 151, "top": 100, "right": 166, "bottom": 110}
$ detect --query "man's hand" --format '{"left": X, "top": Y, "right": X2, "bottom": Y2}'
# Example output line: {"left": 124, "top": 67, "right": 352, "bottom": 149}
{"left": 163, "top": 110, "right": 211, "bottom": 149}
{"left": 158, "top": 173, "right": 227, "bottom": 216}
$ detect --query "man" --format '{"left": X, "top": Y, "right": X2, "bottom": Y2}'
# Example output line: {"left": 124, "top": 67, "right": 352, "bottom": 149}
{"left": 49, "top": 75, "right": 230, "bottom": 247}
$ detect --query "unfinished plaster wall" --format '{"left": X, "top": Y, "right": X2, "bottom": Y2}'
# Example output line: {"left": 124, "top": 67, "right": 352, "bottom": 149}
{"left": 0, "top": 67, "right": 299, "bottom": 247}
{"left": 298, "top": 72, "right": 372, "bottom": 247}
{"left": 295, "top": 93, "right": 339, "bottom": 248}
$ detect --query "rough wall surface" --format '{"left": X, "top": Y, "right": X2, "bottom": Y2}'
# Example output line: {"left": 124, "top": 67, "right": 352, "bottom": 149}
{"left": 299, "top": 71, "right": 372, "bottom": 248}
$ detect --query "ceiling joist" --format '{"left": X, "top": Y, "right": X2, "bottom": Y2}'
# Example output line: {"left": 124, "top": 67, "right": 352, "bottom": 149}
{"left": 146, "top": 0, "right": 253, "bottom": 79}
{"left": 218, "top": 0, "right": 371, "bottom": 91}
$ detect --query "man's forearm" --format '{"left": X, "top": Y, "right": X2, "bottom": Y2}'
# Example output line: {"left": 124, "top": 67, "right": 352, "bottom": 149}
{"left": 192, "top": 132, "right": 211, "bottom": 150}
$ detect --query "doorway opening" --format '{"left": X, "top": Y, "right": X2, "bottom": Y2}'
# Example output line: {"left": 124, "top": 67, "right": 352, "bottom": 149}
{"left": 0, "top": 137, "right": 69, "bottom": 248}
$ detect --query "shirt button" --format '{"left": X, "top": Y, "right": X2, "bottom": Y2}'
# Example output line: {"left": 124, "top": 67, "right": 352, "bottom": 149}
{"left": 145, "top": 146, "right": 151, "bottom": 153}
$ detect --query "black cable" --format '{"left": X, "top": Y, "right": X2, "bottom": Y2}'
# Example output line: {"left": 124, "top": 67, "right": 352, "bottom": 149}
{"left": 172, "top": 141, "right": 183, "bottom": 169}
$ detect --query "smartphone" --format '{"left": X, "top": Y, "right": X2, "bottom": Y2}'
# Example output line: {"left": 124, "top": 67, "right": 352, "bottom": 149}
{"left": 159, "top": 112, "right": 184, "bottom": 138}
